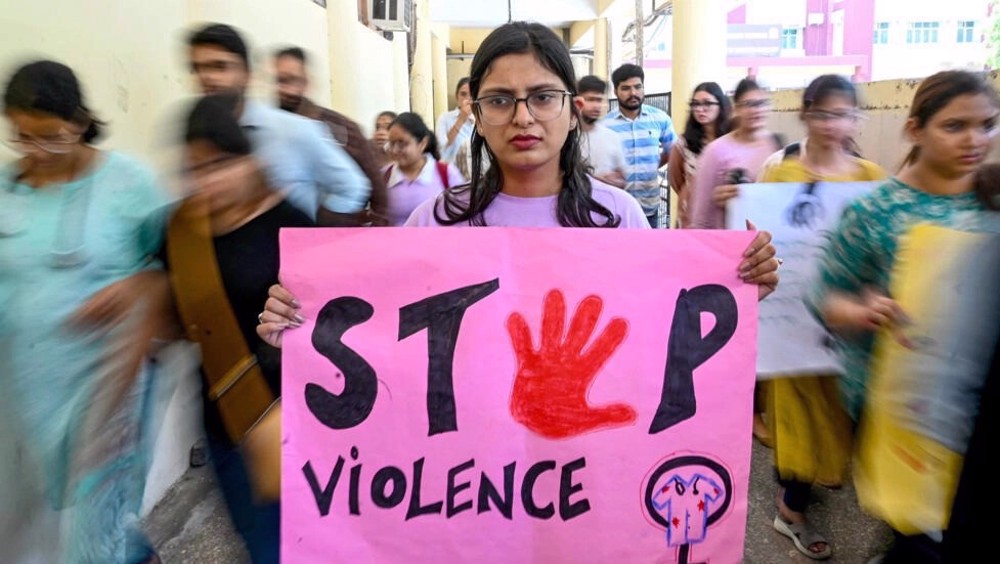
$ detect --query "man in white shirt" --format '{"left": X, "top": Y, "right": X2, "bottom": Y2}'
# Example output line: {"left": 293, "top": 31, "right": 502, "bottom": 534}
{"left": 575, "top": 76, "right": 627, "bottom": 188}
{"left": 435, "top": 77, "right": 475, "bottom": 165}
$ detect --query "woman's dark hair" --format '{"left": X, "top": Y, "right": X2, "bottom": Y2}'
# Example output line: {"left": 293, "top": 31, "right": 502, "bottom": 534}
{"left": 184, "top": 93, "right": 251, "bottom": 156}
{"left": 276, "top": 46, "right": 306, "bottom": 64}
{"left": 803, "top": 74, "right": 857, "bottom": 111}
{"left": 390, "top": 111, "right": 439, "bottom": 160}
{"left": 733, "top": 78, "right": 762, "bottom": 103}
{"left": 3, "top": 60, "right": 105, "bottom": 143}
{"left": 435, "top": 21, "right": 619, "bottom": 227}
{"left": 377, "top": 110, "right": 398, "bottom": 123}
{"left": 802, "top": 74, "right": 862, "bottom": 157}
{"left": 611, "top": 64, "right": 644, "bottom": 89}
{"left": 682, "top": 82, "right": 731, "bottom": 155}
{"left": 455, "top": 77, "right": 471, "bottom": 95}
{"left": 974, "top": 162, "right": 1000, "bottom": 210}
{"left": 903, "top": 70, "right": 999, "bottom": 166}
{"left": 578, "top": 75, "right": 607, "bottom": 95}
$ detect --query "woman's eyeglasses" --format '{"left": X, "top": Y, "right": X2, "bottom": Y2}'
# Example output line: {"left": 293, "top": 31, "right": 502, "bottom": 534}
{"left": 4, "top": 129, "right": 82, "bottom": 154}
{"left": 473, "top": 90, "right": 572, "bottom": 126}
{"left": 689, "top": 101, "right": 720, "bottom": 109}
{"left": 735, "top": 99, "right": 772, "bottom": 110}
{"left": 804, "top": 110, "right": 863, "bottom": 123}
{"left": 384, "top": 140, "right": 414, "bottom": 153}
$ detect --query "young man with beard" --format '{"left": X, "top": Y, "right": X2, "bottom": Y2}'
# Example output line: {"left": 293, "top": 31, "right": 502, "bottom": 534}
{"left": 273, "top": 47, "right": 388, "bottom": 224}
{"left": 576, "top": 75, "right": 627, "bottom": 188}
{"left": 604, "top": 64, "right": 676, "bottom": 228}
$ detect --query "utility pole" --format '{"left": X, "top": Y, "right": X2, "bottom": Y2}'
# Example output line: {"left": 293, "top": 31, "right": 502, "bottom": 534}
{"left": 634, "top": 0, "right": 644, "bottom": 65}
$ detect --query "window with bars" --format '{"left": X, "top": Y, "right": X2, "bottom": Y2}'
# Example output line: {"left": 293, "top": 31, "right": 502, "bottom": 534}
{"left": 873, "top": 22, "right": 889, "bottom": 45}
{"left": 781, "top": 28, "right": 799, "bottom": 50}
{"left": 957, "top": 21, "right": 976, "bottom": 43}
{"left": 907, "top": 21, "right": 940, "bottom": 44}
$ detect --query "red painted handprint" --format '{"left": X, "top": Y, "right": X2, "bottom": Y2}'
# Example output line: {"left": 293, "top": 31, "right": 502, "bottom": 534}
{"left": 507, "top": 289, "right": 637, "bottom": 439}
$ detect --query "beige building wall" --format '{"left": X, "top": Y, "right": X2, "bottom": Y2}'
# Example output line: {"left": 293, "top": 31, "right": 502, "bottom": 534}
{"left": 340, "top": 22, "right": 412, "bottom": 135}
{"left": 0, "top": 0, "right": 411, "bottom": 158}
{"left": 446, "top": 57, "right": 474, "bottom": 110}
{"left": 432, "top": 27, "right": 450, "bottom": 125}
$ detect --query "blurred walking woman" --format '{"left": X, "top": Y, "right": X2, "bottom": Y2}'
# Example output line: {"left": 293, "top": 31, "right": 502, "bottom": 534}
{"left": 812, "top": 70, "right": 999, "bottom": 563}
{"left": 383, "top": 112, "right": 465, "bottom": 226}
{"left": 0, "top": 61, "right": 169, "bottom": 563}
{"left": 163, "top": 94, "right": 312, "bottom": 563}
{"left": 759, "top": 75, "right": 886, "bottom": 561}
{"left": 688, "top": 78, "right": 782, "bottom": 229}
{"left": 370, "top": 110, "right": 397, "bottom": 169}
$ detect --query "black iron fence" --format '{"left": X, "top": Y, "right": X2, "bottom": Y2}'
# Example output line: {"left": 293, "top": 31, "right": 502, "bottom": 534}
{"left": 608, "top": 92, "right": 671, "bottom": 116}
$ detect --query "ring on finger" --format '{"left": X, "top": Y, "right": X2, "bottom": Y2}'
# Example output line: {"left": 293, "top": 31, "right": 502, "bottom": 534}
{"left": 258, "top": 311, "right": 265, "bottom": 325}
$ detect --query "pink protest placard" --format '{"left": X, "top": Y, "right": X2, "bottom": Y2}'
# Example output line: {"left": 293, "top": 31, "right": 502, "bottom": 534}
{"left": 281, "top": 228, "right": 758, "bottom": 564}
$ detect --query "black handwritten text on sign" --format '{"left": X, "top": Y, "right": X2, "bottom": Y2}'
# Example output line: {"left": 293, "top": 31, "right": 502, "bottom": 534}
{"left": 305, "top": 280, "right": 738, "bottom": 437}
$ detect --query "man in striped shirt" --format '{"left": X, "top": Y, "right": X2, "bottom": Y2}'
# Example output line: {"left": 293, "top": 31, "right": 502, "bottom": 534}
{"left": 604, "top": 64, "right": 676, "bottom": 228}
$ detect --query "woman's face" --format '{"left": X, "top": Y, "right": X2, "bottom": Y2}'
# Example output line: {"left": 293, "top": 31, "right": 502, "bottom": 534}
{"left": 185, "top": 139, "right": 257, "bottom": 212}
{"left": 910, "top": 93, "right": 999, "bottom": 178}
{"left": 733, "top": 89, "right": 771, "bottom": 133}
{"left": 4, "top": 110, "right": 84, "bottom": 170}
{"left": 373, "top": 115, "right": 393, "bottom": 144}
{"left": 386, "top": 124, "right": 428, "bottom": 170}
{"left": 473, "top": 52, "right": 576, "bottom": 176}
{"left": 803, "top": 93, "right": 859, "bottom": 150}
{"left": 690, "top": 90, "right": 721, "bottom": 127}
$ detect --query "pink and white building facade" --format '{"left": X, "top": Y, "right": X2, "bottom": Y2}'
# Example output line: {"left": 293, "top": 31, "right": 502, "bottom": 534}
{"left": 618, "top": 0, "right": 991, "bottom": 91}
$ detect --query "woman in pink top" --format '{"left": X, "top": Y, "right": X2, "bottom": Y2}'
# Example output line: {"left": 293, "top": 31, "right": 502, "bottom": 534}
{"left": 383, "top": 112, "right": 465, "bottom": 226}
{"left": 257, "top": 23, "right": 780, "bottom": 346}
{"left": 686, "top": 78, "right": 783, "bottom": 454}
{"left": 688, "top": 78, "right": 783, "bottom": 230}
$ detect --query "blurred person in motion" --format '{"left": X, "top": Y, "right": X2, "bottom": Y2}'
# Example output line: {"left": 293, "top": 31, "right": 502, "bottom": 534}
{"left": 687, "top": 78, "right": 782, "bottom": 230}
{"left": 161, "top": 94, "right": 312, "bottom": 564}
{"left": 811, "top": 70, "right": 1000, "bottom": 563}
{"left": 256, "top": 22, "right": 779, "bottom": 349}
{"left": 371, "top": 110, "right": 398, "bottom": 169}
{"left": 273, "top": 46, "right": 388, "bottom": 225}
{"left": 668, "top": 82, "right": 732, "bottom": 227}
{"left": 436, "top": 77, "right": 475, "bottom": 165}
{"left": 757, "top": 75, "right": 886, "bottom": 561}
{"left": 686, "top": 78, "right": 782, "bottom": 453}
{"left": 382, "top": 112, "right": 464, "bottom": 226}
{"left": 575, "top": 75, "right": 627, "bottom": 188}
{"left": 186, "top": 23, "right": 370, "bottom": 225}
{"left": 0, "top": 60, "right": 169, "bottom": 564}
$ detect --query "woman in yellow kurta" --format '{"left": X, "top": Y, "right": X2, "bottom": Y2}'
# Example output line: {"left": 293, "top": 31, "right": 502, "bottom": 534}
{"left": 757, "top": 75, "right": 885, "bottom": 561}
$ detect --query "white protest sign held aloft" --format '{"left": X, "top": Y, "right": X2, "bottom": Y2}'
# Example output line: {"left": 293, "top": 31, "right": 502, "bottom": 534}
{"left": 727, "top": 181, "right": 879, "bottom": 377}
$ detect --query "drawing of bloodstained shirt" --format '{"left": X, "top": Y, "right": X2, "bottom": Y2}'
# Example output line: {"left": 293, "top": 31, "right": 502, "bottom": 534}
{"left": 652, "top": 473, "right": 726, "bottom": 547}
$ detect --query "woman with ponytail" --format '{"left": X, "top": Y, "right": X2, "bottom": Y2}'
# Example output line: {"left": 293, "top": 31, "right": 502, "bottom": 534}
{"left": 382, "top": 112, "right": 464, "bottom": 226}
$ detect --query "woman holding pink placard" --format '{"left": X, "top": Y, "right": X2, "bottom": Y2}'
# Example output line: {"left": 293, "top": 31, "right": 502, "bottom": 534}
{"left": 256, "top": 23, "right": 779, "bottom": 345}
